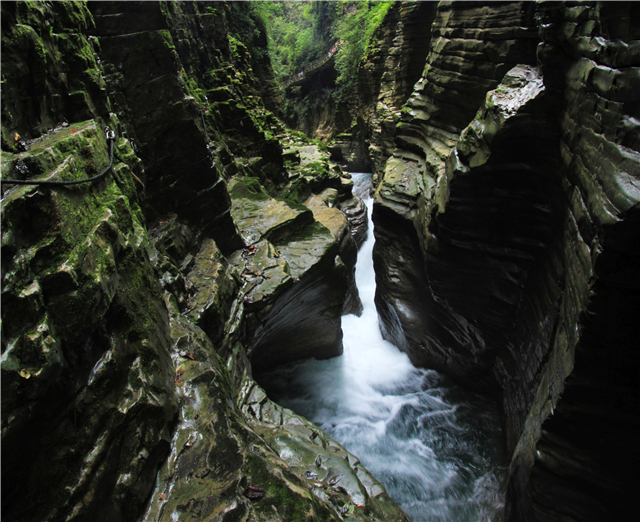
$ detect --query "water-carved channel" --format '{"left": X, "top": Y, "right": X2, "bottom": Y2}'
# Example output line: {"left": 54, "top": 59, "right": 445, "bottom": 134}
{"left": 258, "top": 174, "right": 507, "bottom": 521}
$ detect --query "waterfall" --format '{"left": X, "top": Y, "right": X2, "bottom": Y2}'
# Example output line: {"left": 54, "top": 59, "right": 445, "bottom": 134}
{"left": 259, "top": 174, "right": 506, "bottom": 521}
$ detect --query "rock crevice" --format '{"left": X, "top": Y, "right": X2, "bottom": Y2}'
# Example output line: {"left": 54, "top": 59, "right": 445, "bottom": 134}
{"left": 370, "top": 2, "right": 639, "bottom": 520}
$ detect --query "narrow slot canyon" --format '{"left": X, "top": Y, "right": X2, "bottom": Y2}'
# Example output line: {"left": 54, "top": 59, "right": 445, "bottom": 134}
{"left": 1, "top": 2, "right": 638, "bottom": 522}
{"left": 256, "top": 174, "right": 507, "bottom": 521}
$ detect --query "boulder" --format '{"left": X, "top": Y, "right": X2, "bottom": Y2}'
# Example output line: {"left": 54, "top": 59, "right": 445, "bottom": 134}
{"left": 228, "top": 167, "right": 364, "bottom": 369}
{"left": 338, "top": 195, "right": 369, "bottom": 249}
{"left": 229, "top": 176, "right": 314, "bottom": 246}
{"left": 305, "top": 189, "right": 362, "bottom": 316}
{"left": 242, "top": 212, "right": 348, "bottom": 371}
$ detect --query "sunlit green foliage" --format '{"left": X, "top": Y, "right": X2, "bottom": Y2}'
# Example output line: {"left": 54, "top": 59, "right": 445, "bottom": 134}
{"left": 252, "top": 1, "right": 337, "bottom": 82}
{"left": 333, "top": 1, "right": 393, "bottom": 99}
{"left": 254, "top": 1, "right": 392, "bottom": 98}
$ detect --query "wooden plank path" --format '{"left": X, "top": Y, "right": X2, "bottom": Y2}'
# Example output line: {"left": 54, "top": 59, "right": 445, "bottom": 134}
{"left": 281, "top": 41, "right": 343, "bottom": 90}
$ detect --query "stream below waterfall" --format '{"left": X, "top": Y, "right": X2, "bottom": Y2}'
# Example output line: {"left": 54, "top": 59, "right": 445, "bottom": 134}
{"left": 258, "top": 173, "right": 506, "bottom": 521}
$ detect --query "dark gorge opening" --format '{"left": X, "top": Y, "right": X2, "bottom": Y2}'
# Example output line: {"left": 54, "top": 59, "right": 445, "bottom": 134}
{"left": 427, "top": 163, "right": 567, "bottom": 445}
{"left": 506, "top": 208, "right": 640, "bottom": 522}
{"left": 2, "top": 2, "right": 638, "bottom": 522}
{"left": 256, "top": 174, "right": 508, "bottom": 522}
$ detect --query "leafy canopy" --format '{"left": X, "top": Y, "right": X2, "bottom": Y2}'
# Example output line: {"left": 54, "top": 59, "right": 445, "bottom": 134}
{"left": 332, "top": 1, "right": 393, "bottom": 98}
{"left": 253, "top": 0, "right": 393, "bottom": 99}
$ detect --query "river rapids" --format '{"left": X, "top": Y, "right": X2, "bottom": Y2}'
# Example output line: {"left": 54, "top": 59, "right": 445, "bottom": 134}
{"left": 258, "top": 173, "right": 506, "bottom": 521}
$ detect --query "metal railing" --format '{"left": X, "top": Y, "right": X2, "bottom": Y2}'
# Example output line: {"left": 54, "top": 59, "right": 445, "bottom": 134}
{"left": 281, "top": 40, "right": 344, "bottom": 90}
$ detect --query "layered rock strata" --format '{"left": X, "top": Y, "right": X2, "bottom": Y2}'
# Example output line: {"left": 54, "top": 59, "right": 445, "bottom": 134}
{"left": 139, "top": 296, "right": 407, "bottom": 522}
{"left": 89, "top": 1, "right": 244, "bottom": 254}
{"left": 372, "top": 2, "right": 639, "bottom": 521}
{"left": 2, "top": 121, "right": 178, "bottom": 522}
{"left": 330, "top": 1, "right": 437, "bottom": 174}
{"left": 506, "top": 3, "right": 640, "bottom": 520}
{"left": 228, "top": 173, "right": 360, "bottom": 372}
{"left": 359, "top": 1, "right": 437, "bottom": 176}
{"left": 373, "top": 0, "right": 540, "bottom": 384}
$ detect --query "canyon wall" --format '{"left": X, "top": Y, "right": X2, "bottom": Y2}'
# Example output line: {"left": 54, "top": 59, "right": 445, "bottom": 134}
{"left": 1, "top": 2, "right": 405, "bottom": 521}
{"left": 330, "top": 1, "right": 437, "bottom": 174}
{"left": 2, "top": 1, "right": 638, "bottom": 521}
{"left": 371, "top": 1, "right": 639, "bottom": 520}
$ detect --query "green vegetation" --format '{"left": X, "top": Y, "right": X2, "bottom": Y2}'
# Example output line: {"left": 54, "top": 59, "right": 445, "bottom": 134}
{"left": 226, "top": 1, "right": 271, "bottom": 67}
{"left": 332, "top": 1, "right": 393, "bottom": 99}
{"left": 253, "top": 1, "right": 392, "bottom": 134}
{"left": 229, "top": 176, "right": 270, "bottom": 201}
{"left": 252, "top": 1, "right": 333, "bottom": 81}
{"left": 255, "top": 1, "right": 392, "bottom": 91}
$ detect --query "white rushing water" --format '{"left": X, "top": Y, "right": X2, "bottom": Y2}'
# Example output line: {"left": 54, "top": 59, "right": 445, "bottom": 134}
{"left": 259, "top": 174, "right": 505, "bottom": 521}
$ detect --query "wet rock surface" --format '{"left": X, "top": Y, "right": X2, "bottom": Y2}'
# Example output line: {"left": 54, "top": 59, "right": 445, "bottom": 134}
{"left": 229, "top": 172, "right": 357, "bottom": 372}
{"left": 371, "top": 2, "right": 640, "bottom": 521}
{"left": 338, "top": 194, "right": 369, "bottom": 250}
{"left": 239, "top": 381, "right": 410, "bottom": 522}
{"left": 2, "top": 122, "right": 178, "bottom": 522}
{"left": 1, "top": 4, "right": 409, "bottom": 522}
{"left": 142, "top": 297, "right": 406, "bottom": 522}
{"left": 3, "top": 1, "right": 638, "bottom": 521}
{"left": 359, "top": 1, "right": 438, "bottom": 176}
{"left": 88, "top": 1, "right": 244, "bottom": 255}
{"left": 182, "top": 238, "right": 238, "bottom": 347}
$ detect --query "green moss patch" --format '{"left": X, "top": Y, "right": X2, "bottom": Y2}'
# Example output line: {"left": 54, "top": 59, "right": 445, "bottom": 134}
{"left": 228, "top": 176, "right": 270, "bottom": 202}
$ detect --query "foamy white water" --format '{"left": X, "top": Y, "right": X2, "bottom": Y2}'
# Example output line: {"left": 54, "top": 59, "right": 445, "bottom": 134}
{"left": 259, "top": 174, "right": 505, "bottom": 521}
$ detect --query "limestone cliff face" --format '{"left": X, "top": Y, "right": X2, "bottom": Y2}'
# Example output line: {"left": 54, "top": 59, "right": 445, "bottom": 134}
{"left": 1, "top": 2, "right": 405, "bottom": 522}
{"left": 506, "top": 4, "right": 640, "bottom": 520}
{"left": 283, "top": 67, "right": 340, "bottom": 140}
{"left": 331, "top": 2, "right": 437, "bottom": 174}
{"left": 3, "top": 1, "right": 638, "bottom": 521}
{"left": 0, "top": 2, "right": 111, "bottom": 143}
{"left": 373, "top": 0, "right": 540, "bottom": 391}
{"left": 90, "top": 1, "right": 246, "bottom": 254}
{"left": 371, "top": 1, "right": 639, "bottom": 520}
{"left": 358, "top": 1, "right": 437, "bottom": 176}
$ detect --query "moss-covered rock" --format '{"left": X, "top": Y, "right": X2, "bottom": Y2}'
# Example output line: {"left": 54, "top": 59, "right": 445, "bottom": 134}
{"left": 143, "top": 296, "right": 409, "bottom": 522}
{"left": 88, "top": 2, "right": 245, "bottom": 255}
{"left": 1, "top": 1, "right": 110, "bottom": 143}
{"left": 183, "top": 238, "right": 237, "bottom": 347}
{"left": 228, "top": 239, "right": 293, "bottom": 312}
{"left": 240, "top": 381, "right": 411, "bottom": 522}
{"left": 0, "top": 4, "right": 415, "bottom": 522}
{"left": 1, "top": 119, "right": 178, "bottom": 522}
{"left": 277, "top": 142, "right": 349, "bottom": 205}
{"left": 229, "top": 176, "right": 314, "bottom": 246}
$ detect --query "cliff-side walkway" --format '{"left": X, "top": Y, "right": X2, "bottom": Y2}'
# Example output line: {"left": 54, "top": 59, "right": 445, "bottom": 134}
{"left": 281, "top": 41, "right": 343, "bottom": 89}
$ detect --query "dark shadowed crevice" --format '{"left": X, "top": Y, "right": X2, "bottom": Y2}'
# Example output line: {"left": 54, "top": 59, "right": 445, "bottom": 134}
{"left": 506, "top": 207, "right": 640, "bottom": 522}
